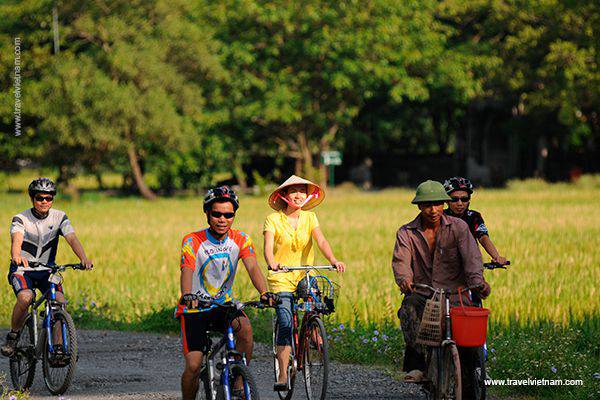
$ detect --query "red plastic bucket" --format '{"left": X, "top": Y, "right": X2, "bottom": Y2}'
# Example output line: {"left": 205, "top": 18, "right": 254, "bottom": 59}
{"left": 450, "top": 306, "right": 490, "bottom": 347}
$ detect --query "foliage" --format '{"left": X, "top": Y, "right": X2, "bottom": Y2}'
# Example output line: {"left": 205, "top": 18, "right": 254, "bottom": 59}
{"left": 0, "top": 0, "right": 598, "bottom": 190}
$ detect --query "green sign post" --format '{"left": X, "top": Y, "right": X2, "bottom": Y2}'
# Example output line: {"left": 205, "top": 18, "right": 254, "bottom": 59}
{"left": 321, "top": 151, "right": 342, "bottom": 187}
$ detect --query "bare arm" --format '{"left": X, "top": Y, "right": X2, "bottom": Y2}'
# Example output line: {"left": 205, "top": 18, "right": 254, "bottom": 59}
{"left": 263, "top": 231, "right": 280, "bottom": 270}
{"left": 312, "top": 226, "right": 345, "bottom": 272}
{"left": 478, "top": 235, "right": 507, "bottom": 264}
{"left": 64, "top": 233, "right": 93, "bottom": 269}
{"left": 180, "top": 267, "right": 198, "bottom": 308}
{"left": 242, "top": 256, "right": 268, "bottom": 295}
{"left": 10, "top": 232, "right": 28, "bottom": 267}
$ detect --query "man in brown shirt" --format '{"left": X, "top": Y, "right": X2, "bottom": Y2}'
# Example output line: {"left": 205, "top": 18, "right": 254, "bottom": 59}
{"left": 391, "top": 180, "right": 491, "bottom": 396}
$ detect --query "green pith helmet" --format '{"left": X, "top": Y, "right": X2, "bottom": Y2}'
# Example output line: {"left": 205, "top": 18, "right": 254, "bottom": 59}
{"left": 411, "top": 180, "right": 452, "bottom": 204}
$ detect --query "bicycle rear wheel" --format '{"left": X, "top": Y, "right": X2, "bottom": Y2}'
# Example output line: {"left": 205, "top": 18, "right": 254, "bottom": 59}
{"left": 302, "top": 316, "right": 329, "bottom": 400}
{"left": 195, "top": 366, "right": 212, "bottom": 400}
{"left": 273, "top": 317, "right": 296, "bottom": 400}
{"left": 9, "top": 314, "right": 36, "bottom": 391}
{"left": 42, "top": 309, "right": 78, "bottom": 395}
{"left": 441, "top": 344, "right": 462, "bottom": 400}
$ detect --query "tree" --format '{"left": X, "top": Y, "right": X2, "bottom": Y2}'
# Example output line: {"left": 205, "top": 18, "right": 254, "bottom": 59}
{"left": 202, "top": 0, "right": 461, "bottom": 184}
{"left": 0, "top": 0, "right": 225, "bottom": 198}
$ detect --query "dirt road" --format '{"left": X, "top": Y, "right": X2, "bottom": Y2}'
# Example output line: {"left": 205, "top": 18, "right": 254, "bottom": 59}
{"left": 1, "top": 330, "right": 423, "bottom": 400}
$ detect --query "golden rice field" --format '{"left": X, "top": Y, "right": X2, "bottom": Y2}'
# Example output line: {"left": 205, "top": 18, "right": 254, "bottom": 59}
{"left": 0, "top": 178, "right": 599, "bottom": 329}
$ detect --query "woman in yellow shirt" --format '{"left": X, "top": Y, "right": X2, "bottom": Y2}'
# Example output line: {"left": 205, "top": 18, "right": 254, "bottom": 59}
{"left": 263, "top": 175, "right": 345, "bottom": 391}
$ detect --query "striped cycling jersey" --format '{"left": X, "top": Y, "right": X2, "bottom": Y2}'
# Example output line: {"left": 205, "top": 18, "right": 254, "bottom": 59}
{"left": 10, "top": 208, "right": 75, "bottom": 265}
{"left": 176, "top": 228, "right": 256, "bottom": 315}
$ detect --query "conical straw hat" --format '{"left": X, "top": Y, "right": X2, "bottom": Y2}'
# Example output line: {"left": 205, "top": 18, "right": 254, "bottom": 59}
{"left": 268, "top": 175, "right": 325, "bottom": 211}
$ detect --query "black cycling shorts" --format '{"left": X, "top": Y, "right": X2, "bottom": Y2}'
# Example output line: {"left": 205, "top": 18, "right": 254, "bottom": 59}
{"left": 8, "top": 263, "right": 63, "bottom": 296}
{"left": 180, "top": 307, "right": 246, "bottom": 355}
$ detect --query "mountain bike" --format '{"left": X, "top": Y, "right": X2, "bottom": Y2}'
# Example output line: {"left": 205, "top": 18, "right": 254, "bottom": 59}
{"left": 190, "top": 299, "right": 272, "bottom": 400}
{"left": 9, "top": 262, "right": 86, "bottom": 395}
{"left": 270, "top": 265, "right": 337, "bottom": 400}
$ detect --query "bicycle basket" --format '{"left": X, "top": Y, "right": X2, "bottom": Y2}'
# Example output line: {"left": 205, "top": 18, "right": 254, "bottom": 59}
{"left": 416, "top": 290, "right": 444, "bottom": 346}
{"left": 296, "top": 275, "right": 338, "bottom": 314}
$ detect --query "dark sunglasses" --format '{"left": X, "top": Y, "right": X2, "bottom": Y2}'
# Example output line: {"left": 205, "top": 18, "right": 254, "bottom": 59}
{"left": 34, "top": 195, "right": 54, "bottom": 202}
{"left": 450, "top": 196, "right": 471, "bottom": 203}
{"left": 210, "top": 211, "right": 235, "bottom": 219}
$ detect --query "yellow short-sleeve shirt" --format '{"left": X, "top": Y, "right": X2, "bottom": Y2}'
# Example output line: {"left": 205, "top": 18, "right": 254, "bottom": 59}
{"left": 263, "top": 210, "right": 320, "bottom": 293}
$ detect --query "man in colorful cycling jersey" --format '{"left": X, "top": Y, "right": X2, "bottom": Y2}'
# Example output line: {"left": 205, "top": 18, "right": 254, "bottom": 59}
{"left": 178, "top": 186, "right": 273, "bottom": 400}
{"left": 2, "top": 178, "right": 93, "bottom": 357}
{"left": 443, "top": 177, "right": 507, "bottom": 265}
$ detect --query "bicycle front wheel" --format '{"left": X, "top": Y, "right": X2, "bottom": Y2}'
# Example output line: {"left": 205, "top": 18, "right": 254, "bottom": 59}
{"left": 441, "top": 344, "right": 462, "bottom": 400}
{"left": 473, "top": 347, "right": 486, "bottom": 400}
{"left": 42, "top": 309, "right": 78, "bottom": 395}
{"left": 302, "top": 316, "right": 329, "bottom": 400}
{"left": 9, "top": 314, "right": 36, "bottom": 391}
{"left": 217, "top": 364, "right": 259, "bottom": 400}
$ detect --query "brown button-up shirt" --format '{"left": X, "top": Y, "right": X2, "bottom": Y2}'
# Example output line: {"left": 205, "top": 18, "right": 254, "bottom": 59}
{"left": 392, "top": 213, "right": 484, "bottom": 294}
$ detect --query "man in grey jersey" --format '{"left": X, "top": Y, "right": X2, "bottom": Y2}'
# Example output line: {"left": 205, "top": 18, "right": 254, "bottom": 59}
{"left": 1, "top": 178, "right": 93, "bottom": 357}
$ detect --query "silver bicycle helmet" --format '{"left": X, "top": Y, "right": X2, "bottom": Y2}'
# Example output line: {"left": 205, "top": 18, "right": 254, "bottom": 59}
{"left": 28, "top": 178, "right": 57, "bottom": 197}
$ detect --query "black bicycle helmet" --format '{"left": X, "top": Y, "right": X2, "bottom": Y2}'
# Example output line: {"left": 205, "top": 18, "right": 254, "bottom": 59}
{"left": 296, "top": 278, "right": 321, "bottom": 300}
{"left": 28, "top": 178, "right": 57, "bottom": 197}
{"left": 203, "top": 186, "right": 239, "bottom": 213}
{"left": 443, "top": 177, "right": 474, "bottom": 195}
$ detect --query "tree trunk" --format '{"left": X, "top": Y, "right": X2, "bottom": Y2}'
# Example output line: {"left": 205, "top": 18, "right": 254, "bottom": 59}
{"left": 95, "top": 172, "right": 105, "bottom": 191}
{"left": 298, "top": 131, "right": 314, "bottom": 179}
{"left": 127, "top": 143, "right": 157, "bottom": 200}
{"left": 232, "top": 158, "right": 248, "bottom": 192}
{"left": 318, "top": 123, "right": 339, "bottom": 188}
{"left": 294, "top": 157, "right": 302, "bottom": 175}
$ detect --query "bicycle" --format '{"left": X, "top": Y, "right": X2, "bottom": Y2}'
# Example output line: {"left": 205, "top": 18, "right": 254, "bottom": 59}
{"left": 9, "top": 261, "right": 86, "bottom": 395}
{"left": 414, "top": 261, "right": 509, "bottom": 400}
{"left": 270, "top": 265, "right": 337, "bottom": 400}
{"left": 189, "top": 298, "right": 273, "bottom": 400}
{"left": 471, "top": 261, "right": 509, "bottom": 400}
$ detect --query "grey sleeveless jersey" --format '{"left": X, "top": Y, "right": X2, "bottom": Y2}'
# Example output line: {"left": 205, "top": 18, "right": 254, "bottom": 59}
{"left": 9, "top": 208, "right": 75, "bottom": 264}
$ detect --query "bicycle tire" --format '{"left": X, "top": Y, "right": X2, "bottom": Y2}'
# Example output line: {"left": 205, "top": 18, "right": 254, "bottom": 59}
{"left": 216, "top": 363, "right": 260, "bottom": 400}
{"left": 473, "top": 347, "right": 486, "bottom": 400}
{"left": 302, "top": 316, "right": 329, "bottom": 400}
{"left": 273, "top": 317, "right": 296, "bottom": 400}
{"left": 9, "top": 314, "right": 36, "bottom": 391}
{"left": 441, "top": 344, "right": 462, "bottom": 400}
{"left": 196, "top": 366, "right": 212, "bottom": 400}
{"left": 42, "top": 309, "right": 78, "bottom": 395}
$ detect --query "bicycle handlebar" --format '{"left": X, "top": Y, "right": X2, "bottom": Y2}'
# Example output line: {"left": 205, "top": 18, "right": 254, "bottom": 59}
{"left": 483, "top": 261, "right": 510, "bottom": 270}
{"left": 412, "top": 282, "right": 482, "bottom": 295}
{"left": 269, "top": 265, "right": 336, "bottom": 272}
{"left": 181, "top": 296, "right": 280, "bottom": 310}
{"left": 15, "top": 262, "right": 87, "bottom": 273}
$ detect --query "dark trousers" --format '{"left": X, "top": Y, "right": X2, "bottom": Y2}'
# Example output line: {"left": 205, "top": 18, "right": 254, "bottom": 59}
{"left": 398, "top": 292, "right": 479, "bottom": 399}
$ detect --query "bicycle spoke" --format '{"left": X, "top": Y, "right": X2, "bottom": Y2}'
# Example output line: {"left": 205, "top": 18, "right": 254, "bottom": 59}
{"left": 303, "top": 318, "right": 328, "bottom": 400}
{"left": 42, "top": 309, "right": 77, "bottom": 395}
{"left": 10, "top": 316, "right": 37, "bottom": 391}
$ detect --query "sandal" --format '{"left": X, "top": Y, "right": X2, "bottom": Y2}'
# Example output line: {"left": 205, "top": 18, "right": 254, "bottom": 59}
{"left": 404, "top": 369, "right": 424, "bottom": 383}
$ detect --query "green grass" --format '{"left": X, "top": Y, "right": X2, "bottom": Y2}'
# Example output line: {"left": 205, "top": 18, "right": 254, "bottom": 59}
{"left": 0, "top": 177, "right": 599, "bottom": 398}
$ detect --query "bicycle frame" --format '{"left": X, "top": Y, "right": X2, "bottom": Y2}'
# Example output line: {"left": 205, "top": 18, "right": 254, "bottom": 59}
{"left": 196, "top": 300, "right": 266, "bottom": 400}
{"left": 202, "top": 324, "right": 250, "bottom": 400}
{"left": 274, "top": 266, "right": 335, "bottom": 371}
